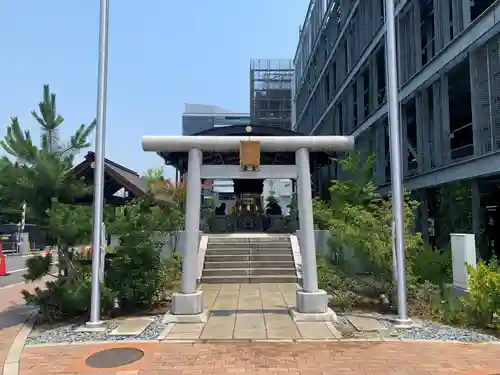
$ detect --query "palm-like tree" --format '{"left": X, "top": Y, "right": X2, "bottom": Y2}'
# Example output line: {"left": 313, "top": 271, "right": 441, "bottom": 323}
{"left": 0, "top": 84, "right": 96, "bottom": 226}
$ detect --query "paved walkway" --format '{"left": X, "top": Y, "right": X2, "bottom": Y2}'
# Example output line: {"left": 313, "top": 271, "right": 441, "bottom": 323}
{"left": 0, "top": 278, "right": 49, "bottom": 375}
{"left": 20, "top": 341, "right": 500, "bottom": 374}
{"left": 163, "top": 283, "right": 339, "bottom": 340}
{"left": 2, "top": 282, "right": 500, "bottom": 374}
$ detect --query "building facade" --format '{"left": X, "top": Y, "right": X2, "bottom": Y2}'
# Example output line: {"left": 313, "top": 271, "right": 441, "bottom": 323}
{"left": 293, "top": 0, "right": 500, "bottom": 256}
{"left": 262, "top": 179, "right": 294, "bottom": 216}
{"left": 250, "top": 59, "right": 294, "bottom": 129}
{"left": 182, "top": 103, "right": 250, "bottom": 135}
{"left": 182, "top": 104, "right": 251, "bottom": 196}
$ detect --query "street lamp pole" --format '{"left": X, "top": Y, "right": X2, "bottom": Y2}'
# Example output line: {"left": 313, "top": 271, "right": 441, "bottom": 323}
{"left": 87, "top": 0, "right": 110, "bottom": 327}
{"left": 384, "top": 0, "right": 411, "bottom": 324}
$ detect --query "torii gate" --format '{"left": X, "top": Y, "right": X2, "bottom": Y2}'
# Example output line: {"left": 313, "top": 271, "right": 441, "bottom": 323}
{"left": 142, "top": 131, "right": 354, "bottom": 322}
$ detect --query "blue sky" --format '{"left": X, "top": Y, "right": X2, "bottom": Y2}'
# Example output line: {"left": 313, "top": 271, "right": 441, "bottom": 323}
{"left": 0, "top": 0, "right": 307, "bottom": 178}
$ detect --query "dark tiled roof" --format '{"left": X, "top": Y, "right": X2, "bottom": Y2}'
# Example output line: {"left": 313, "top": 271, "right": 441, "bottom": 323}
{"left": 73, "top": 152, "right": 147, "bottom": 198}
{"left": 72, "top": 152, "right": 173, "bottom": 204}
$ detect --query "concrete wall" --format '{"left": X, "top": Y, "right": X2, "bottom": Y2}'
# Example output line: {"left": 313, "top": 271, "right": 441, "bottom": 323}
{"left": 296, "top": 229, "right": 369, "bottom": 275}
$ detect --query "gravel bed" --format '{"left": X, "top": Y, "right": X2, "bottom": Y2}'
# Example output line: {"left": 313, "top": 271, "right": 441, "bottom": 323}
{"left": 335, "top": 314, "right": 353, "bottom": 329}
{"left": 394, "top": 321, "right": 499, "bottom": 342}
{"left": 336, "top": 312, "right": 499, "bottom": 342}
{"left": 25, "top": 312, "right": 499, "bottom": 345}
{"left": 26, "top": 315, "right": 167, "bottom": 345}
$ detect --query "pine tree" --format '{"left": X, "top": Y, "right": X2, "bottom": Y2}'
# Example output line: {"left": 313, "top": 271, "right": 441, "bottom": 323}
{"left": 0, "top": 85, "right": 96, "bottom": 226}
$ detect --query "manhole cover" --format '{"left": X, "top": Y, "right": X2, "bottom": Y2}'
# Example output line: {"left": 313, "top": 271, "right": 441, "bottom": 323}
{"left": 85, "top": 347, "right": 144, "bottom": 369}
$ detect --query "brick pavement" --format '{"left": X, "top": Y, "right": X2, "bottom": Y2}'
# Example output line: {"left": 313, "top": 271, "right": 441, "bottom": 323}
{"left": 19, "top": 341, "right": 500, "bottom": 375}
{"left": 6, "top": 280, "right": 500, "bottom": 375}
{"left": 0, "top": 278, "right": 50, "bottom": 375}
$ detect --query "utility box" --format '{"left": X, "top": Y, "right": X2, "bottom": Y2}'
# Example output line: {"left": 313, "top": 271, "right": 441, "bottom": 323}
{"left": 450, "top": 233, "right": 477, "bottom": 290}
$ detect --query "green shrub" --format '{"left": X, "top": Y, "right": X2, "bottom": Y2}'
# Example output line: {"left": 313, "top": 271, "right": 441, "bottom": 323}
{"left": 153, "top": 251, "right": 182, "bottom": 302}
{"left": 316, "top": 254, "right": 344, "bottom": 291}
{"left": 314, "top": 153, "right": 423, "bottom": 288}
{"left": 411, "top": 246, "right": 453, "bottom": 286}
{"left": 437, "top": 258, "right": 500, "bottom": 328}
{"left": 461, "top": 259, "right": 500, "bottom": 328}
{"left": 312, "top": 152, "right": 456, "bottom": 317}
{"left": 22, "top": 265, "right": 115, "bottom": 323}
{"left": 105, "top": 232, "right": 164, "bottom": 311}
{"left": 104, "top": 196, "right": 183, "bottom": 312}
{"left": 24, "top": 253, "right": 54, "bottom": 281}
{"left": 312, "top": 152, "right": 500, "bottom": 329}
{"left": 316, "top": 254, "right": 363, "bottom": 310}
{"left": 439, "top": 289, "right": 468, "bottom": 326}
{"left": 23, "top": 193, "right": 183, "bottom": 322}
{"left": 405, "top": 277, "right": 442, "bottom": 316}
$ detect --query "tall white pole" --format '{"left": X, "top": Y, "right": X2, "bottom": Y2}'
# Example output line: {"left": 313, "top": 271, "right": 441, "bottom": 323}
{"left": 385, "top": 0, "right": 410, "bottom": 323}
{"left": 88, "top": 0, "right": 110, "bottom": 327}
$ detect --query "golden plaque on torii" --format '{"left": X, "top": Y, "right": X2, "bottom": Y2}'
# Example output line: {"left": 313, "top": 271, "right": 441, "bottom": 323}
{"left": 239, "top": 140, "right": 260, "bottom": 171}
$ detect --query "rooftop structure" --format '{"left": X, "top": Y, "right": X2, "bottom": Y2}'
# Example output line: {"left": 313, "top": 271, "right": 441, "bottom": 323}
{"left": 250, "top": 59, "right": 293, "bottom": 130}
{"left": 182, "top": 103, "right": 250, "bottom": 135}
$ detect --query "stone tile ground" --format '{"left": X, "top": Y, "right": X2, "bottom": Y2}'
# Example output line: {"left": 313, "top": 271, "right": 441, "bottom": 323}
{"left": 163, "top": 283, "right": 340, "bottom": 341}
{"left": 25, "top": 282, "right": 500, "bottom": 345}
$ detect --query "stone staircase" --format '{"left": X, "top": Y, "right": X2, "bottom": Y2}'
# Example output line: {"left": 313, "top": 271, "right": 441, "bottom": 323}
{"left": 201, "top": 235, "right": 298, "bottom": 284}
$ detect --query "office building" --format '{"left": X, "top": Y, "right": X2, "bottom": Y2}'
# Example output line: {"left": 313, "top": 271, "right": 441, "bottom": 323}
{"left": 250, "top": 59, "right": 293, "bottom": 129}
{"left": 182, "top": 104, "right": 250, "bottom": 196}
{"left": 182, "top": 103, "right": 250, "bottom": 135}
{"left": 293, "top": 0, "right": 500, "bottom": 255}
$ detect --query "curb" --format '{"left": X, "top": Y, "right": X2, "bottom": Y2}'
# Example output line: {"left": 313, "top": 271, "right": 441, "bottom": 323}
{"left": 3, "top": 312, "right": 37, "bottom": 375}
{"left": 22, "top": 336, "right": 500, "bottom": 349}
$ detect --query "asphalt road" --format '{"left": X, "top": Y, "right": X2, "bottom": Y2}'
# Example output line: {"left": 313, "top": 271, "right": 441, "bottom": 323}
{"left": 0, "top": 252, "right": 59, "bottom": 287}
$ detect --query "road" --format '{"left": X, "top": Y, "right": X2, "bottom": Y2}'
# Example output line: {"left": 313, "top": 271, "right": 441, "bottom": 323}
{"left": 0, "top": 252, "right": 59, "bottom": 287}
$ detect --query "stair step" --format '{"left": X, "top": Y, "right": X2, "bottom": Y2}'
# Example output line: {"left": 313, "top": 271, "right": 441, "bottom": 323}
{"left": 206, "top": 246, "right": 291, "bottom": 251}
{"left": 207, "top": 245, "right": 292, "bottom": 250}
{"left": 203, "top": 260, "right": 295, "bottom": 269}
{"left": 206, "top": 249, "right": 292, "bottom": 256}
{"left": 200, "top": 275, "right": 298, "bottom": 284}
{"left": 202, "top": 268, "right": 296, "bottom": 277}
{"left": 204, "top": 254, "right": 293, "bottom": 262}
{"left": 208, "top": 243, "right": 290, "bottom": 248}
{"left": 208, "top": 240, "right": 290, "bottom": 244}
{"left": 208, "top": 236, "right": 289, "bottom": 241}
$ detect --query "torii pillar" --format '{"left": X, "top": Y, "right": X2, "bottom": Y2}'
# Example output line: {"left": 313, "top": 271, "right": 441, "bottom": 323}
{"left": 142, "top": 133, "right": 355, "bottom": 322}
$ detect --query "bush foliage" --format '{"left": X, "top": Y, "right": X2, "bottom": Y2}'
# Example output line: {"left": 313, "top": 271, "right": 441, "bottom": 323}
{"left": 22, "top": 186, "right": 183, "bottom": 322}
{"left": 313, "top": 152, "right": 454, "bottom": 315}
{"left": 314, "top": 152, "right": 500, "bottom": 333}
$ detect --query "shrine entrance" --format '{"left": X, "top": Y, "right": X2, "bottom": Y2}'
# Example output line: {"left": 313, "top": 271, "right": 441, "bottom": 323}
{"left": 158, "top": 125, "right": 337, "bottom": 234}
{"left": 142, "top": 124, "right": 354, "bottom": 320}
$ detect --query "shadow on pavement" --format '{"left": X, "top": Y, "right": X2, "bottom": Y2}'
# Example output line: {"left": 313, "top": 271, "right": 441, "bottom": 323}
{"left": 0, "top": 303, "right": 35, "bottom": 330}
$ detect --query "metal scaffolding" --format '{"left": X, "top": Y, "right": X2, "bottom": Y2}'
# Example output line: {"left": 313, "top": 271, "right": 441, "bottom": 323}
{"left": 250, "top": 59, "right": 293, "bottom": 129}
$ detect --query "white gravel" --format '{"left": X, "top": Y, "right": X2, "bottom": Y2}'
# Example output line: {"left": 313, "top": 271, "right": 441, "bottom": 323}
{"left": 26, "top": 312, "right": 499, "bottom": 345}
{"left": 336, "top": 313, "right": 499, "bottom": 342}
{"left": 395, "top": 321, "right": 499, "bottom": 342}
{"left": 26, "top": 315, "right": 166, "bottom": 345}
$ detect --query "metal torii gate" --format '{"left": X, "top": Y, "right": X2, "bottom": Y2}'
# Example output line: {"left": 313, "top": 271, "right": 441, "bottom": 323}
{"left": 142, "top": 133, "right": 354, "bottom": 322}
